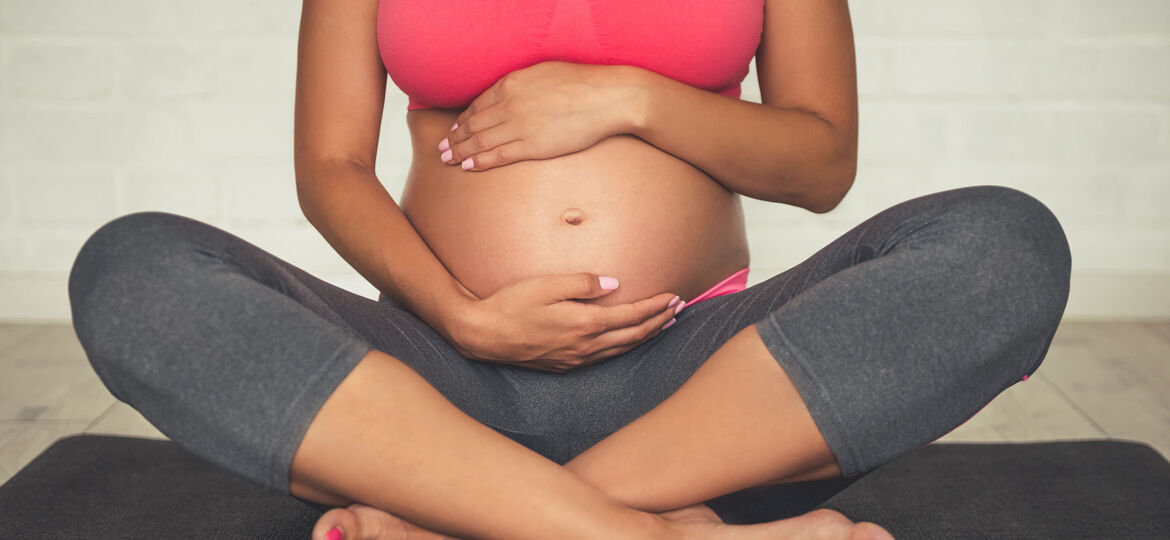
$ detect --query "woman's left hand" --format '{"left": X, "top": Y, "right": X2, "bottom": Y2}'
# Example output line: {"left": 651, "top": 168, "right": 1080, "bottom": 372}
{"left": 439, "top": 61, "right": 643, "bottom": 171}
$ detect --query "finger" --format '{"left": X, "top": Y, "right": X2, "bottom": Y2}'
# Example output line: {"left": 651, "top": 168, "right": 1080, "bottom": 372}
{"left": 588, "top": 302, "right": 679, "bottom": 351}
{"left": 586, "top": 292, "right": 679, "bottom": 333}
{"left": 449, "top": 88, "right": 499, "bottom": 135}
{"left": 548, "top": 354, "right": 605, "bottom": 372}
{"left": 533, "top": 273, "right": 620, "bottom": 302}
{"left": 462, "top": 139, "right": 532, "bottom": 171}
{"left": 577, "top": 340, "right": 642, "bottom": 366}
{"left": 448, "top": 105, "right": 506, "bottom": 149}
{"left": 447, "top": 123, "right": 519, "bottom": 169}
{"left": 581, "top": 343, "right": 634, "bottom": 365}
{"left": 557, "top": 308, "right": 674, "bottom": 366}
{"left": 522, "top": 359, "right": 574, "bottom": 374}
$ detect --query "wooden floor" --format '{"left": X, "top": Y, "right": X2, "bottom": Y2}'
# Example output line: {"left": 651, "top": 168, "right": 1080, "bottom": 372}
{"left": 0, "top": 320, "right": 1167, "bottom": 486}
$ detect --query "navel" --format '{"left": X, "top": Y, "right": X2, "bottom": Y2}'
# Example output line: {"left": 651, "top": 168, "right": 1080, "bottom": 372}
{"left": 561, "top": 207, "right": 585, "bottom": 225}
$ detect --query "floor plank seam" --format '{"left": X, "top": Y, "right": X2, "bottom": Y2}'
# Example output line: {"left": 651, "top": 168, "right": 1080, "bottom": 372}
{"left": 82, "top": 402, "right": 119, "bottom": 433}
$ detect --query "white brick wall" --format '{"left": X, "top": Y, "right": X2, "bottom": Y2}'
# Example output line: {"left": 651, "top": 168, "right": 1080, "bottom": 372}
{"left": 10, "top": 41, "right": 111, "bottom": 99}
{"left": 1, "top": 0, "right": 1167, "bottom": 320}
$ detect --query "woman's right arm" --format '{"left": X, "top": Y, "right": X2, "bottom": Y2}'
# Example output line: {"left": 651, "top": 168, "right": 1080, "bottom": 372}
{"left": 294, "top": 0, "right": 680, "bottom": 372}
{"left": 293, "top": 0, "right": 474, "bottom": 341}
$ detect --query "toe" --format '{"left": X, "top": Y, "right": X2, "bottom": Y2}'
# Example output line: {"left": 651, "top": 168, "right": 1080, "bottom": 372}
{"left": 312, "top": 507, "right": 361, "bottom": 540}
{"left": 849, "top": 521, "right": 895, "bottom": 540}
{"left": 806, "top": 508, "right": 855, "bottom": 527}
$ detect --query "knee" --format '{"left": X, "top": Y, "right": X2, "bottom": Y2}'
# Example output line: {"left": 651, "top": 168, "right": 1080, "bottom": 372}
{"left": 944, "top": 186, "right": 1072, "bottom": 374}
{"left": 951, "top": 185, "right": 1072, "bottom": 302}
{"left": 963, "top": 185, "right": 1071, "bottom": 258}
{"left": 69, "top": 211, "right": 195, "bottom": 309}
{"left": 68, "top": 211, "right": 200, "bottom": 393}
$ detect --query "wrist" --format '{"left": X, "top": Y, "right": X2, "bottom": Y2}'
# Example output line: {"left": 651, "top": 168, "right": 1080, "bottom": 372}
{"left": 433, "top": 284, "right": 481, "bottom": 345}
{"left": 608, "top": 64, "right": 653, "bottom": 137}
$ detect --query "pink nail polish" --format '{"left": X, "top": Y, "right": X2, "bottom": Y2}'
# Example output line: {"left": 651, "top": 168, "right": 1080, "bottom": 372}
{"left": 674, "top": 300, "right": 686, "bottom": 315}
{"left": 1021, "top": 374, "right": 1029, "bottom": 381}
{"left": 438, "top": 137, "right": 450, "bottom": 152}
{"left": 450, "top": 121, "right": 459, "bottom": 132}
{"left": 327, "top": 526, "right": 343, "bottom": 540}
{"left": 441, "top": 148, "right": 453, "bottom": 162}
{"left": 599, "top": 276, "right": 619, "bottom": 290}
{"left": 662, "top": 318, "right": 676, "bottom": 330}
{"left": 667, "top": 295, "right": 680, "bottom": 308}
{"left": 461, "top": 157, "right": 474, "bottom": 170}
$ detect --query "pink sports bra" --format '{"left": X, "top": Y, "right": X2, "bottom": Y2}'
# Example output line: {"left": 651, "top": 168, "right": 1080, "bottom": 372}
{"left": 377, "top": 0, "right": 764, "bottom": 110}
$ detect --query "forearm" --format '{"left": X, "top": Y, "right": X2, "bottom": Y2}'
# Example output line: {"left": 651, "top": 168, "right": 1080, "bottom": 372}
{"left": 621, "top": 66, "right": 856, "bottom": 213}
{"left": 296, "top": 158, "right": 475, "bottom": 339}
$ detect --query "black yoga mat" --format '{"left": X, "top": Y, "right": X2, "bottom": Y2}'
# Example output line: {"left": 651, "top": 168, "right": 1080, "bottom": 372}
{"left": 1, "top": 434, "right": 1167, "bottom": 539}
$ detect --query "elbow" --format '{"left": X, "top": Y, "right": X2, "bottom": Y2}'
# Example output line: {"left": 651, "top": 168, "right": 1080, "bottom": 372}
{"left": 807, "top": 197, "right": 842, "bottom": 215}
{"left": 294, "top": 158, "right": 325, "bottom": 223}
{"left": 804, "top": 155, "right": 856, "bottom": 214}
{"left": 295, "top": 163, "right": 336, "bottom": 226}
{"left": 806, "top": 119, "right": 858, "bottom": 214}
{"left": 294, "top": 156, "right": 372, "bottom": 224}
{"left": 776, "top": 126, "right": 856, "bottom": 214}
{"left": 295, "top": 175, "right": 320, "bottom": 225}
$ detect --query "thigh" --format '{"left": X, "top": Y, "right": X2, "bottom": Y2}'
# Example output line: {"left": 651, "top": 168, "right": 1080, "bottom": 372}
{"left": 200, "top": 219, "right": 538, "bottom": 440}
{"left": 538, "top": 221, "right": 868, "bottom": 460}
{"left": 73, "top": 212, "right": 535, "bottom": 448}
{"left": 550, "top": 184, "right": 1071, "bottom": 465}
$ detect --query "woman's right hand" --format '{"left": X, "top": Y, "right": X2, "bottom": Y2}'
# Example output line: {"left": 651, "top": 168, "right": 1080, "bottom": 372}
{"left": 446, "top": 273, "right": 684, "bottom": 373}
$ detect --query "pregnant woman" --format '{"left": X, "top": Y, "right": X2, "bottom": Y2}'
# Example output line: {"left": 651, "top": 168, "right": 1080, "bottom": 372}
{"left": 68, "top": 0, "right": 1072, "bottom": 538}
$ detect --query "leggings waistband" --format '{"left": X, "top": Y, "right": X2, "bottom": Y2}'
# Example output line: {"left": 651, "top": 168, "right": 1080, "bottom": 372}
{"left": 685, "top": 267, "right": 750, "bottom": 308}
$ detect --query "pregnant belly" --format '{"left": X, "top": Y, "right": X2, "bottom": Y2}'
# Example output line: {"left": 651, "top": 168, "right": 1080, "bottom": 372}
{"left": 399, "top": 109, "right": 751, "bottom": 306}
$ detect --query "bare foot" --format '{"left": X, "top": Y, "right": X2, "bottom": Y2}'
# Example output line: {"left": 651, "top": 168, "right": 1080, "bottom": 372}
{"left": 310, "top": 503, "right": 457, "bottom": 540}
{"left": 664, "top": 507, "right": 895, "bottom": 540}
{"left": 310, "top": 502, "right": 894, "bottom": 540}
{"left": 310, "top": 501, "right": 724, "bottom": 540}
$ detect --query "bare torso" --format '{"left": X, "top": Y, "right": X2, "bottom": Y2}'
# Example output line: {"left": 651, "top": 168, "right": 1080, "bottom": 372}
{"left": 400, "top": 108, "right": 751, "bottom": 306}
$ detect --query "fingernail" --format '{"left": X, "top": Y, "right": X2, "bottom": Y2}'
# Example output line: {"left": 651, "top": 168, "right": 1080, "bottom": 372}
{"left": 599, "top": 276, "right": 619, "bottom": 290}
{"left": 662, "top": 318, "right": 676, "bottom": 330}
{"left": 438, "top": 137, "right": 450, "bottom": 152}
{"left": 1021, "top": 374, "right": 1029, "bottom": 381}
{"left": 441, "top": 148, "right": 453, "bottom": 162}
{"left": 327, "top": 526, "right": 343, "bottom": 540}
{"left": 461, "top": 157, "right": 474, "bottom": 170}
{"left": 674, "top": 300, "right": 686, "bottom": 315}
{"left": 667, "top": 295, "right": 680, "bottom": 308}
{"left": 450, "top": 121, "right": 459, "bottom": 132}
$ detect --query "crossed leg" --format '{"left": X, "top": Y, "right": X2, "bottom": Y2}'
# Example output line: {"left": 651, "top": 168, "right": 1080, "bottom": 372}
{"left": 292, "top": 323, "right": 885, "bottom": 540}
{"left": 559, "top": 184, "right": 1077, "bottom": 515}
{"left": 293, "top": 186, "right": 1072, "bottom": 538}
{"left": 563, "top": 323, "right": 842, "bottom": 511}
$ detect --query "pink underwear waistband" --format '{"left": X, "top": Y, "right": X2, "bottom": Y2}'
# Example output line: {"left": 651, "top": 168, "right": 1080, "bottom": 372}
{"left": 683, "top": 267, "right": 750, "bottom": 309}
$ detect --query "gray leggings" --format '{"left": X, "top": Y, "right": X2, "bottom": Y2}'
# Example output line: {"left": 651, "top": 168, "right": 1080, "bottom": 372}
{"left": 68, "top": 185, "right": 1071, "bottom": 508}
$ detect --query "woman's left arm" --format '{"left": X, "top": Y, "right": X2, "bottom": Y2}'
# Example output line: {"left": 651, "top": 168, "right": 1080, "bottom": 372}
{"left": 630, "top": 0, "right": 858, "bottom": 213}
{"left": 444, "top": 0, "right": 857, "bottom": 214}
